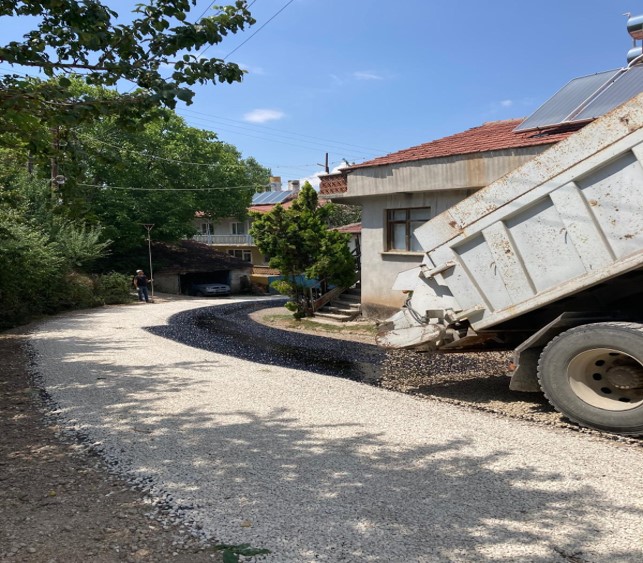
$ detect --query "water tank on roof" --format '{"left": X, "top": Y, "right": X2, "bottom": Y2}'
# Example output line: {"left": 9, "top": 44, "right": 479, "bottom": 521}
{"left": 627, "top": 14, "right": 643, "bottom": 40}
{"left": 627, "top": 46, "right": 643, "bottom": 64}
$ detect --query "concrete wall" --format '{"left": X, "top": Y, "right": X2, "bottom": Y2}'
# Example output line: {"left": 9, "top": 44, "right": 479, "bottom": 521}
{"left": 345, "top": 147, "right": 547, "bottom": 199}
{"left": 346, "top": 147, "right": 553, "bottom": 319}
{"left": 154, "top": 273, "right": 181, "bottom": 294}
{"left": 359, "top": 190, "right": 472, "bottom": 318}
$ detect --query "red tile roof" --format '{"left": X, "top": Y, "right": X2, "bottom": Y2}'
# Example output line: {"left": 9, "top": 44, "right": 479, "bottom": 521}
{"left": 334, "top": 222, "right": 361, "bottom": 234}
{"left": 348, "top": 119, "right": 586, "bottom": 170}
{"left": 248, "top": 200, "right": 295, "bottom": 214}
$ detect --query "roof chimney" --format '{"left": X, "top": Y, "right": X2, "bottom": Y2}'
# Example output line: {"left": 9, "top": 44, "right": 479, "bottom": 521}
{"left": 288, "top": 179, "right": 300, "bottom": 193}
{"left": 269, "top": 176, "right": 282, "bottom": 192}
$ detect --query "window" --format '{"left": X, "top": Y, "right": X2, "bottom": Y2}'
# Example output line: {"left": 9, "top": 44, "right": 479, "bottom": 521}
{"left": 231, "top": 222, "right": 247, "bottom": 235}
{"left": 227, "top": 249, "right": 252, "bottom": 262}
{"left": 386, "top": 207, "right": 431, "bottom": 252}
{"left": 201, "top": 222, "right": 214, "bottom": 234}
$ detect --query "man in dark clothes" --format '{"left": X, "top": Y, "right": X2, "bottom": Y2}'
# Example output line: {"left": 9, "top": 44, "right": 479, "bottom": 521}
{"left": 134, "top": 269, "right": 152, "bottom": 302}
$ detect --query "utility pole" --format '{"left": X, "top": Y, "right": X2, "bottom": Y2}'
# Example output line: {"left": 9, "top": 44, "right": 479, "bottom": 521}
{"left": 317, "top": 152, "right": 329, "bottom": 174}
{"left": 50, "top": 126, "right": 59, "bottom": 198}
{"left": 50, "top": 126, "right": 65, "bottom": 198}
{"left": 143, "top": 224, "right": 155, "bottom": 302}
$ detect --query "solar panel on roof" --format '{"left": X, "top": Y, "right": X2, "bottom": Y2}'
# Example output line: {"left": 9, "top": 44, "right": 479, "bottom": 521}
{"left": 515, "top": 69, "right": 621, "bottom": 132}
{"left": 251, "top": 190, "right": 294, "bottom": 205}
{"left": 574, "top": 64, "right": 643, "bottom": 121}
{"left": 252, "top": 192, "right": 273, "bottom": 204}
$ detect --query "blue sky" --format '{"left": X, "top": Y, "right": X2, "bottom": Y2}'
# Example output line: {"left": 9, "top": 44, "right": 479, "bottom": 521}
{"left": 2, "top": 1, "right": 641, "bottom": 187}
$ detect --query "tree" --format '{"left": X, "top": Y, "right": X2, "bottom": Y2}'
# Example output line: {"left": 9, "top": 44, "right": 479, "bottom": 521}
{"left": 0, "top": 1, "right": 255, "bottom": 150}
{"left": 71, "top": 108, "right": 269, "bottom": 258}
{"left": 326, "top": 202, "right": 361, "bottom": 228}
{"left": 250, "top": 182, "right": 356, "bottom": 317}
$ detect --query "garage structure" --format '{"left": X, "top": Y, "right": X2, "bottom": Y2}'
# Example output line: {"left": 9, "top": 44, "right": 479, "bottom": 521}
{"left": 151, "top": 240, "right": 252, "bottom": 295}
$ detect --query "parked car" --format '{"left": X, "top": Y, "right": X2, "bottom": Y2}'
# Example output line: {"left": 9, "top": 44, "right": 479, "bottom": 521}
{"left": 187, "top": 282, "right": 231, "bottom": 297}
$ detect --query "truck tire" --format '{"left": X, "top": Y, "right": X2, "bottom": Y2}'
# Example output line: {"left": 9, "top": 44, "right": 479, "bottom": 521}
{"left": 538, "top": 322, "right": 643, "bottom": 435}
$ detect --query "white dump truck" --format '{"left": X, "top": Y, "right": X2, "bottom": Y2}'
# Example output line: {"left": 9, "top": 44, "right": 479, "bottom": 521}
{"left": 377, "top": 93, "right": 643, "bottom": 435}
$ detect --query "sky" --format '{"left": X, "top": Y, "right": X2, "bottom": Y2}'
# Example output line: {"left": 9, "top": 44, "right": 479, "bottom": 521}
{"left": 1, "top": 0, "right": 641, "bottom": 188}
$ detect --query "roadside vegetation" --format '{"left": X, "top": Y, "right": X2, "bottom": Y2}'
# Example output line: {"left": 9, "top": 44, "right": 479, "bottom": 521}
{"left": 250, "top": 182, "right": 357, "bottom": 318}
{"left": 0, "top": 1, "right": 270, "bottom": 329}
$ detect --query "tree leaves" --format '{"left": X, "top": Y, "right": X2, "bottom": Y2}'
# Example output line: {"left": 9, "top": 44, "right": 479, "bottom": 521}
{"left": 250, "top": 182, "right": 357, "bottom": 316}
{"left": 0, "top": 1, "right": 255, "bottom": 145}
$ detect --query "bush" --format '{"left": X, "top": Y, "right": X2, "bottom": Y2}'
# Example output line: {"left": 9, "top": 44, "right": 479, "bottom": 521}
{"left": 94, "top": 272, "right": 133, "bottom": 305}
{"left": 49, "top": 271, "right": 98, "bottom": 310}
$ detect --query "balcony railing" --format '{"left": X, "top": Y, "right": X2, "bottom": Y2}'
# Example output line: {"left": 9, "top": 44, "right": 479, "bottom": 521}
{"left": 193, "top": 234, "right": 255, "bottom": 245}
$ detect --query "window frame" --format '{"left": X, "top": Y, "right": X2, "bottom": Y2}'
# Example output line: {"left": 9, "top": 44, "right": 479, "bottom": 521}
{"left": 227, "top": 249, "right": 252, "bottom": 262}
{"left": 201, "top": 221, "right": 214, "bottom": 235}
{"left": 385, "top": 207, "right": 431, "bottom": 252}
{"left": 231, "top": 221, "right": 248, "bottom": 235}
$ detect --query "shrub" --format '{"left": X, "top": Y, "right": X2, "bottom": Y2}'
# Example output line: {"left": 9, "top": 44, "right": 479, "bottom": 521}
{"left": 47, "top": 271, "right": 98, "bottom": 311}
{"left": 94, "top": 272, "right": 133, "bottom": 305}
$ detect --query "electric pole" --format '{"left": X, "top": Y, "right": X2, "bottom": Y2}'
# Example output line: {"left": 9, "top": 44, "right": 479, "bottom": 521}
{"left": 317, "top": 152, "right": 329, "bottom": 174}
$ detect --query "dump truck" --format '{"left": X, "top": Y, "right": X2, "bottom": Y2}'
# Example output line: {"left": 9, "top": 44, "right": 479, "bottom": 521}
{"left": 377, "top": 93, "right": 643, "bottom": 435}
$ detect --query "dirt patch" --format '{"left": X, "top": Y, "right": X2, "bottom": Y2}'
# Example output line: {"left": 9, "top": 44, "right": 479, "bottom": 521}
{"left": 0, "top": 331, "right": 232, "bottom": 563}
{"left": 248, "top": 306, "right": 378, "bottom": 344}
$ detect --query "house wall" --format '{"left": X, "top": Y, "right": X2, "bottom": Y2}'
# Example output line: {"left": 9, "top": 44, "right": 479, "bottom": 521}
{"left": 193, "top": 217, "right": 269, "bottom": 266}
{"left": 360, "top": 190, "right": 472, "bottom": 318}
{"left": 154, "top": 273, "right": 181, "bottom": 294}
{"left": 195, "top": 217, "right": 250, "bottom": 235}
{"left": 344, "top": 147, "right": 547, "bottom": 199}
{"left": 353, "top": 146, "right": 554, "bottom": 319}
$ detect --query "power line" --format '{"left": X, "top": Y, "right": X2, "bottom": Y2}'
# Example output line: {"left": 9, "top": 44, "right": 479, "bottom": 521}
{"left": 78, "top": 182, "right": 267, "bottom": 192}
{"left": 222, "top": 0, "right": 295, "bottom": 60}
{"left": 177, "top": 108, "right": 387, "bottom": 154}
{"left": 78, "top": 131, "right": 324, "bottom": 171}
{"left": 79, "top": 133, "right": 251, "bottom": 169}
{"left": 178, "top": 112, "right": 381, "bottom": 161}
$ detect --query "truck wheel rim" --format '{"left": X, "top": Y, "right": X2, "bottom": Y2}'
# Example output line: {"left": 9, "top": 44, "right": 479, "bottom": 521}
{"left": 568, "top": 348, "right": 643, "bottom": 411}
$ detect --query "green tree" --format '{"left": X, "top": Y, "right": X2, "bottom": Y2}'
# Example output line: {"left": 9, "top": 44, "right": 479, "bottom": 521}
{"left": 71, "top": 108, "right": 269, "bottom": 262}
{"left": 0, "top": 169, "right": 115, "bottom": 327}
{"left": 326, "top": 202, "right": 362, "bottom": 228}
{"left": 250, "top": 182, "right": 356, "bottom": 317}
{"left": 0, "top": 1, "right": 255, "bottom": 150}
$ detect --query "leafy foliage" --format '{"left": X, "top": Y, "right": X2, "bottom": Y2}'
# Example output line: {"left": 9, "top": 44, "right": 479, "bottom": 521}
{"left": 0, "top": 1, "right": 255, "bottom": 149}
{"left": 0, "top": 2, "right": 270, "bottom": 327}
{"left": 250, "top": 182, "right": 356, "bottom": 317}
{"left": 94, "top": 272, "right": 133, "bottom": 305}
{"left": 326, "top": 202, "right": 361, "bottom": 228}
{"left": 0, "top": 169, "right": 119, "bottom": 328}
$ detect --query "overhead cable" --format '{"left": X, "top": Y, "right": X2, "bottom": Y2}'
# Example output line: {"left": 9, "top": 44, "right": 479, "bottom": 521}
{"left": 78, "top": 182, "right": 268, "bottom": 192}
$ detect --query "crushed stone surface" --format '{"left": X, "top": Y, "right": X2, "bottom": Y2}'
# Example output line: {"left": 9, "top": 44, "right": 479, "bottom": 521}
{"left": 27, "top": 297, "right": 643, "bottom": 562}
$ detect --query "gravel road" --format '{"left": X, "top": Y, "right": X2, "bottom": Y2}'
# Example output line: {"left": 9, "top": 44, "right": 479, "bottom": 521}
{"left": 28, "top": 297, "right": 643, "bottom": 562}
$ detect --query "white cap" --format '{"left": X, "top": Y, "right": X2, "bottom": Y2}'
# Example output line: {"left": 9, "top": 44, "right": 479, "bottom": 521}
{"left": 136, "top": 269, "right": 143, "bottom": 273}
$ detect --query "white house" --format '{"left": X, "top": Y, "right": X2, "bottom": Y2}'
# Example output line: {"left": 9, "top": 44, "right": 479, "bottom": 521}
{"left": 320, "top": 119, "right": 585, "bottom": 318}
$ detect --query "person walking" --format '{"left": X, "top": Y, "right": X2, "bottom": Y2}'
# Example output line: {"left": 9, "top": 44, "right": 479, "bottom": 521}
{"left": 134, "top": 269, "right": 152, "bottom": 303}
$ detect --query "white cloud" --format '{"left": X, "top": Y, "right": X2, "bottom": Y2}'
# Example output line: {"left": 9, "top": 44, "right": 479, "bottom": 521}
{"left": 500, "top": 99, "right": 514, "bottom": 107}
{"left": 297, "top": 170, "right": 325, "bottom": 190}
{"left": 243, "top": 109, "right": 285, "bottom": 123}
{"left": 238, "top": 63, "right": 266, "bottom": 76}
{"left": 353, "top": 71, "right": 384, "bottom": 81}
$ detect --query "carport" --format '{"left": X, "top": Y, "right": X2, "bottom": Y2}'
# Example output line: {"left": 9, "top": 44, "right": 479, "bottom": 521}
{"left": 151, "top": 240, "right": 251, "bottom": 295}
